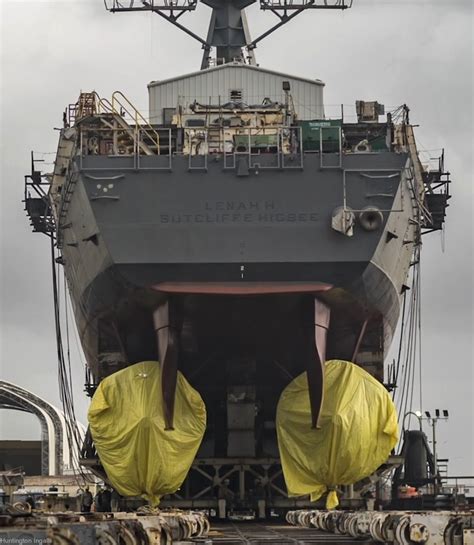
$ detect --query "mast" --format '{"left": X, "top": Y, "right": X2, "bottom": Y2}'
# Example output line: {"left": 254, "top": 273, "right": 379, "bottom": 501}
{"left": 104, "top": 0, "right": 352, "bottom": 70}
{"left": 201, "top": 0, "right": 255, "bottom": 69}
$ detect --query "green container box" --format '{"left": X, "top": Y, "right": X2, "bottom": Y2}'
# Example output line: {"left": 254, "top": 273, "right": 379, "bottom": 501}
{"left": 300, "top": 119, "right": 342, "bottom": 151}
{"left": 234, "top": 134, "right": 278, "bottom": 151}
{"left": 370, "top": 135, "right": 389, "bottom": 151}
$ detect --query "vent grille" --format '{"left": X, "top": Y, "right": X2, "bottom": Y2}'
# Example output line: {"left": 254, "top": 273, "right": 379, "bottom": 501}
{"left": 230, "top": 89, "right": 243, "bottom": 102}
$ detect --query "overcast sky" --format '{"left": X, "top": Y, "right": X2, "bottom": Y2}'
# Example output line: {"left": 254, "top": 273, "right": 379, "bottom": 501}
{"left": 1, "top": 0, "right": 473, "bottom": 476}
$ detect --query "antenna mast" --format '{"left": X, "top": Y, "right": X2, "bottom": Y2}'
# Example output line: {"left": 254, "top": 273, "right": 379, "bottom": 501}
{"left": 105, "top": 0, "right": 352, "bottom": 69}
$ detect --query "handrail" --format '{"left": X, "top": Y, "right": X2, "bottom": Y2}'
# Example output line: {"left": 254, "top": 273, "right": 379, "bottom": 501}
{"left": 111, "top": 91, "right": 147, "bottom": 125}
{"left": 112, "top": 91, "right": 160, "bottom": 151}
{"left": 86, "top": 91, "right": 160, "bottom": 154}
{"left": 94, "top": 93, "right": 114, "bottom": 115}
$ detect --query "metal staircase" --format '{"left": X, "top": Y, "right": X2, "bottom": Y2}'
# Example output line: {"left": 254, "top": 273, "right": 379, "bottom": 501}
{"left": 73, "top": 91, "right": 160, "bottom": 156}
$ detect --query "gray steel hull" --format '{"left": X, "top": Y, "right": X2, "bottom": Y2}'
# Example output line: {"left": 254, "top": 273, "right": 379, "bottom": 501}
{"left": 59, "top": 151, "right": 415, "bottom": 380}
{"left": 59, "top": 148, "right": 417, "bottom": 501}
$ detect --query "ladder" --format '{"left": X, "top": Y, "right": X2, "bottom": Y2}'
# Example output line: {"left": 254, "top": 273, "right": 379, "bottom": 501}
{"left": 207, "top": 126, "right": 222, "bottom": 153}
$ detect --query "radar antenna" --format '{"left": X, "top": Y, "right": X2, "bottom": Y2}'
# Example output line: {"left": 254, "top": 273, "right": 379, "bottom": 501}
{"left": 104, "top": 0, "right": 352, "bottom": 69}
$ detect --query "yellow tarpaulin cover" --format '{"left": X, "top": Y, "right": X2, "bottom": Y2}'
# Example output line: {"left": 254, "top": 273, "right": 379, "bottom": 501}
{"left": 276, "top": 360, "right": 398, "bottom": 509}
{"left": 88, "top": 361, "right": 206, "bottom": 505}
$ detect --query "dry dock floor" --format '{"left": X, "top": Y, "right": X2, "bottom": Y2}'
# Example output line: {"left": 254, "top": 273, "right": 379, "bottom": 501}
{"left": 198, "top": 522, "right": 374, "bottom": 544}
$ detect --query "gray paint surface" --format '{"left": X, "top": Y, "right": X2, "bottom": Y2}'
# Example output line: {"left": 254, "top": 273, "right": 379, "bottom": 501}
{"left": 80, "top": 153, "right": 406, "bottom": 265}
{"left": 56, "top": 148, "right": 412, "bottom": 385}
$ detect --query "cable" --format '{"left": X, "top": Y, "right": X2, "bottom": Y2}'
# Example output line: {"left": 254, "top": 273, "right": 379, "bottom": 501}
{"left": 50, "top": 237, "right": 93, "bottom": 486}
{"left": 417, "top": 259, "right": 423, "bottom": 415}
{"left": 394, "top": 244, "right": 424, "bottom": 443}
{"left": 402, "top": 124, "right": 427, "bottom": 427}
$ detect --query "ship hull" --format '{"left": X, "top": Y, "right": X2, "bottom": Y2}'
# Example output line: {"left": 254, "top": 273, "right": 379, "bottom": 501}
{"left": 61, "top": 151, "right": 413, "bottom": 373}
{"left": 60, "top": 150, "right": 415, "bottom": 494}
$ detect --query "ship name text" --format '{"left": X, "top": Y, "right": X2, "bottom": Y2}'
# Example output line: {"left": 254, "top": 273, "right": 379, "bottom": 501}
{"left": 204, "top": 200, "right": 276, "bottom": 211}
{"left": 158, "top": 200, "right": 320, "bottom": 224}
